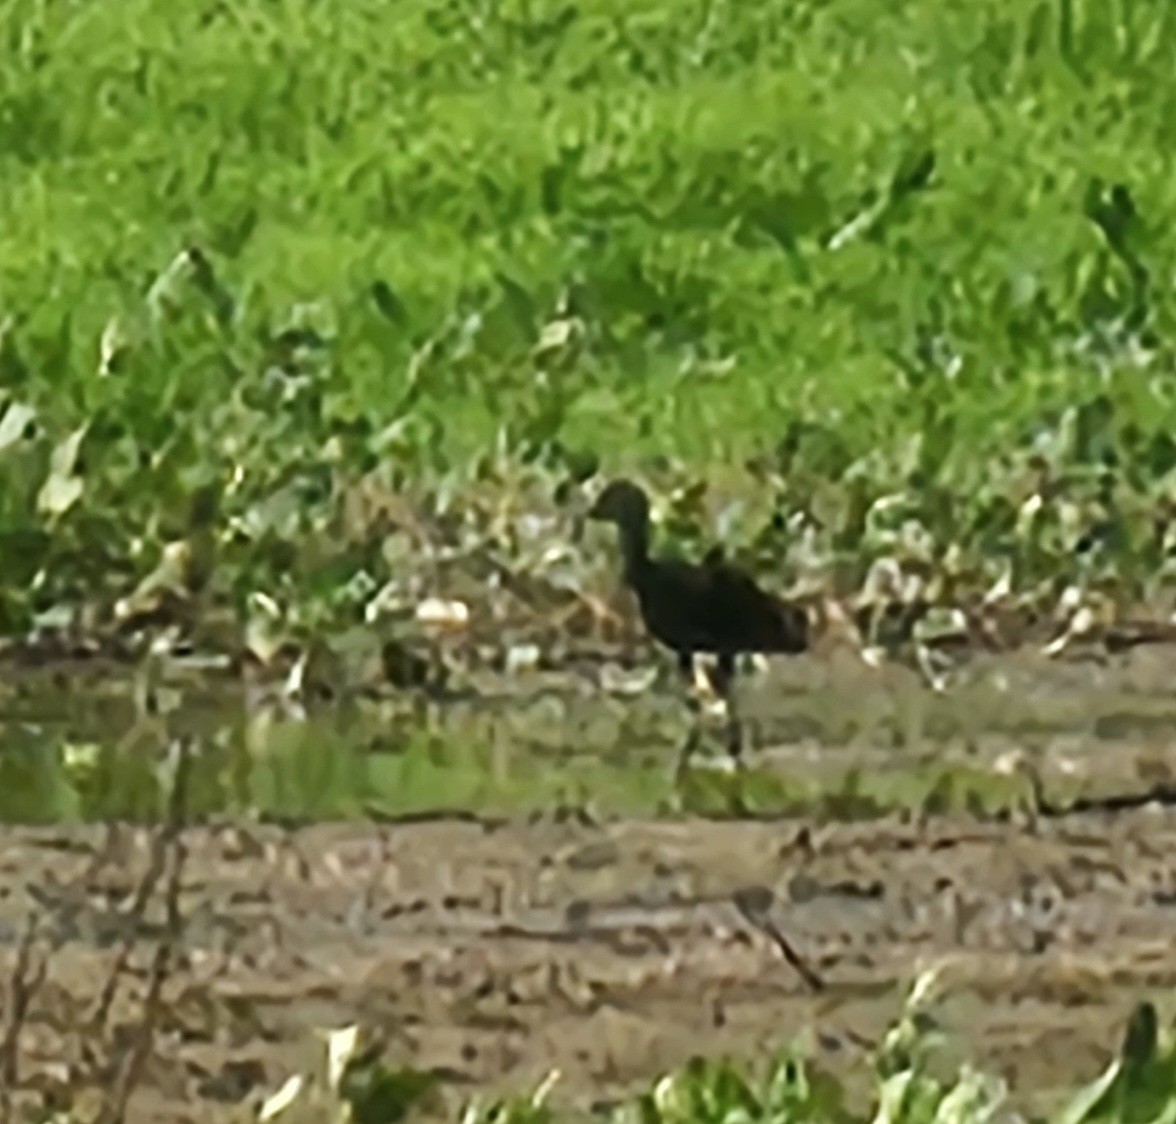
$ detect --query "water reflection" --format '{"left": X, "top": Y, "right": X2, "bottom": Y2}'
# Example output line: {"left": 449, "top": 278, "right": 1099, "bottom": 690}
{"left": 3, "top": 647, "right": 1176, "bottom": 822}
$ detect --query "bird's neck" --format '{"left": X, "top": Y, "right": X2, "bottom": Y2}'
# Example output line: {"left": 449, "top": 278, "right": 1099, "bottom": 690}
{"left": 616, "top": 521, "right": 650, "bottom": 587}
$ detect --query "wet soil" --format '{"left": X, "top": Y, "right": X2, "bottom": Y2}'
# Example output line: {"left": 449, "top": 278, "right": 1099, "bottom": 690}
{"left": 5, "top": 646, "right": 1176, "bottom": 1122}
{"left": 4, "top": 807, "right": 1176, "bottom": 1123}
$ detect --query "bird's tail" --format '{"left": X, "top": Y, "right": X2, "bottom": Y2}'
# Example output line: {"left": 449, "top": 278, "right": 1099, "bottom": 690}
{"left": 768, "top": 598, "right": 810, "bottom": 653}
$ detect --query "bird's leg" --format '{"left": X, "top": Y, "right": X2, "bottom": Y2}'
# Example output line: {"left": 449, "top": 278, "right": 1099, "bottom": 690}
{"left": 713, "top": 652, "right": 744, "bottom": 766}
{"left": 675, "top": 650, "right": 702, "bottom": 780}
{"left": 713, "top": 652, "right": 750, "bottom": 817}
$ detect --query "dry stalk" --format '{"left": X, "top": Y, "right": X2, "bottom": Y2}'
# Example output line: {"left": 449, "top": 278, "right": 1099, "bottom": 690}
{"left": 732, "top": 886, "right": 826, "bottom": 993}
{"left": 86, "top": 823, "right": 173, "bottom": 1037}
{"left": 77, "top": 822, "right": 127, "bottom": 887}
{"left": 0, "top": 911, "right": 48, "bottom": 1124}
{"left": 97, "top": 738, "right": 194, "bottom": 1124}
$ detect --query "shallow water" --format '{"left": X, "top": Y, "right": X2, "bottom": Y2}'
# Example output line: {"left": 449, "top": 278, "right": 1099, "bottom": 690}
{"left": 3, "top": 643, "right": 1176, "bottom": 823}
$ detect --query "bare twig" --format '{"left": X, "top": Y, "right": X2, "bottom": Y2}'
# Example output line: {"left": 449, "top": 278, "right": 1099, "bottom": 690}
{"left": 98, "top": 738, "right": 194, "bottom": 1124}
{"left": 77, "top": 822, "right": 127, "bottom": 887}
{"left": 732, "top": 886, "right": 826, "bottom": 993}
{"left": 86, "top": 826, "right": 172, "bottom": 1037}
{"left": 0, "top": 911, "right": 48, "bottom": 1124}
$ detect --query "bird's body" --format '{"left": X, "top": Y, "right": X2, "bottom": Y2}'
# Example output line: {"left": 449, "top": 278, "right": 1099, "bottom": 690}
{"left": 628, "top": 552, "right": 808, "bottom": 660}
{"left": 588, "top": 478, "right": 809, "bottom": 768}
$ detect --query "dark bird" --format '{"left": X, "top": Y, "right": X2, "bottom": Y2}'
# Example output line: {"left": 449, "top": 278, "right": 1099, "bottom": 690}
{"left": 588, "top": 478, "right": 809, "bottom": 771}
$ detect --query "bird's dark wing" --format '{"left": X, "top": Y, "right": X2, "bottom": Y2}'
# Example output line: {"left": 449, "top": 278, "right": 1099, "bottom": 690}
{"left": 702, "top": 560, "right": 810, "bottom": 654}
{"left": 632, "top": 558, "right": 724, "bottom": 653}
{"left": 633, "top": 554, "right": 809, "bottom": 656}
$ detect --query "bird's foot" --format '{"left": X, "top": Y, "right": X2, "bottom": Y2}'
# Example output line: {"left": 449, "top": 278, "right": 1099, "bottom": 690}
{"left": 724, "top": 714, "right": 745, "bottom": 762}
{"left": 724, "top": 715, "right": 753, "bottom": 816}
{"left": 727, "top": 785, "right": 750, "bottom": 818}
{"left": 674, "top": 723, "right": 703, "bottom": 788}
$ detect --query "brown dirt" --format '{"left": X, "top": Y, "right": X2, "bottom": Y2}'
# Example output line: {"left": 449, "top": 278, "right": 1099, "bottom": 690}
{"left": 4, "top": 806, "right": 1176, "bottom": 1123}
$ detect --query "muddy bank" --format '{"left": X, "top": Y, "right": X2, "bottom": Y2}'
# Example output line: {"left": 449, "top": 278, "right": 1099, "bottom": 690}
{"left": 3, "top": 811, "right": 1176, "bottom": 1120}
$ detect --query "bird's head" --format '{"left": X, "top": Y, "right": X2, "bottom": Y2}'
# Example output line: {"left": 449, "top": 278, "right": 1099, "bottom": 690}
{"left": 587, "top": 478, "right": 651, "bottom": 535}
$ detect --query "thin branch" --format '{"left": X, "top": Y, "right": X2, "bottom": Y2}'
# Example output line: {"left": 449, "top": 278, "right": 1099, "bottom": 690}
{"left": 99, "top": 738, "right": 194, "bottom": 1124}
{"left": 86, "top": 823, "right": 172, "bottom": 1037}
{"left": 0, "top": 911, "right": 48, "bottom": 1123}
{"left": 732, "top": 886, "right": 826, "bottom": 993}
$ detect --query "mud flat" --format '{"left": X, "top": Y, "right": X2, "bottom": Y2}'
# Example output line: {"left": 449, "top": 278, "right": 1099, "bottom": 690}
{"left": 4, "top": 803, "right": 1176, "bottom": 1121}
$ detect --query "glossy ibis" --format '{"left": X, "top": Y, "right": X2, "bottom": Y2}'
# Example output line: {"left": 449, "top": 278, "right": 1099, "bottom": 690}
{"left": 588, "top": 478, "right": 808, "bottom": 770}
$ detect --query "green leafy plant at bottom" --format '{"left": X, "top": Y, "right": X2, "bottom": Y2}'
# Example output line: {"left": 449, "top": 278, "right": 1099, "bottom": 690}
{"left": 250, "top": 968, "right": 1176, "bottom": 1124}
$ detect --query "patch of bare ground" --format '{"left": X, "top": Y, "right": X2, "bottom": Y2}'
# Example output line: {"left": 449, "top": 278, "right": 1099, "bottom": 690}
{"left": 5, "top": 805, "right": 1176, "bottom": 1121}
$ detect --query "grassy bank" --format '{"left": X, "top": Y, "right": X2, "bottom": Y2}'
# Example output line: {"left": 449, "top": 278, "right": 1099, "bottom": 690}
{"left": 2, "top": 0, "right": 1175, "bottom": 655}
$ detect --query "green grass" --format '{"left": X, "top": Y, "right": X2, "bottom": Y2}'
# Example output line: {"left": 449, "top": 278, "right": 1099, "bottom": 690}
{"left": 2, "top": 0, "right": 1176, "bottom": 648}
